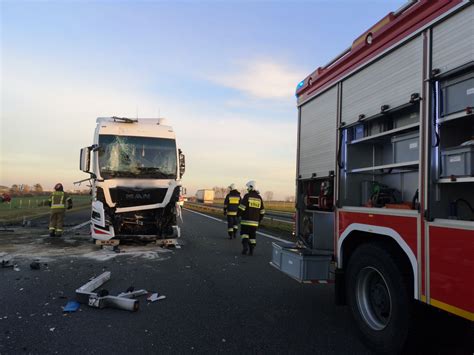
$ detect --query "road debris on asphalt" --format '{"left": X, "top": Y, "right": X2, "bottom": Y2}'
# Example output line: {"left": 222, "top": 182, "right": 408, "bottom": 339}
{"left": 30, "top": 261, "right": 41, "bottom": 270}
{"left": 62, "top": 301, "right": 80, "bottom": 313}
{"left": 75, "top": 271, "right": 162, "bottom": 312}
{"left": 1, "top": 260, "right": 14, "bottom": 269}
{"left": 146, "top": 293, "right": 166, "bottom": 302}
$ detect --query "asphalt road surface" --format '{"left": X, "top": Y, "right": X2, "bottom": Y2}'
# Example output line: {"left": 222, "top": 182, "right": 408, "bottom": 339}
{"left": 0, "top": 209, "right": 472, "bottom": 354}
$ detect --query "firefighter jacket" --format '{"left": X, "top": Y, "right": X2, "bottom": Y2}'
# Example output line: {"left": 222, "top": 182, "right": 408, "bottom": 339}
{"left": 224, "top": 190, "right": 241, "bottom": 216}
{"left": 48, "top": 191, "right": 73, "bottom": 210}
{"left": 238, "top": 190, "right": 265, "bottom": 227}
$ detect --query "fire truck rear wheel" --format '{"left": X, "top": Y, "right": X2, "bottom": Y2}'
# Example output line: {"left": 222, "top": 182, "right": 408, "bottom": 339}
{"left": 346, "top": 243, "right": 412, "bottom": 354}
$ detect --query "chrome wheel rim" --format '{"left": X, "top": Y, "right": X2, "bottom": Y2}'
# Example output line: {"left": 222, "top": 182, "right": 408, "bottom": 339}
{"left": 356, "top": 266, "right": 392, "bottom": 331}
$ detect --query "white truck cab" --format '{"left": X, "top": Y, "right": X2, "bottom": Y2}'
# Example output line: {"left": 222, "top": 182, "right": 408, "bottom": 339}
{"left": 79, "top": 117, "right": 185, "bottom": 244}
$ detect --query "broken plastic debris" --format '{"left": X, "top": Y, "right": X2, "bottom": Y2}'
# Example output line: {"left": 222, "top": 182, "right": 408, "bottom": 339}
{"left": 1, "top": 260, "right": 14, "bottom": 269}
{"left": 49, "top": 328, "right": 55, "bottom": 332}
{"left": 13, "top": 266, "right": 20, "bottom": 272}
{"left": 30, "top": 262, "right": 40, "bottom": 270}
{"left": 63, "top": 301, "right": 80, "bottom": 313}
{"left": 146, "top": 293, "right": 166, "bottom": 302}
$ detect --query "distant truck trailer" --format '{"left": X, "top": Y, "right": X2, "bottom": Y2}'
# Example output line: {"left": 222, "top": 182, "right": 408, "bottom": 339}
{"left": 196, "top": 189, "right": 214, "bottom": 204}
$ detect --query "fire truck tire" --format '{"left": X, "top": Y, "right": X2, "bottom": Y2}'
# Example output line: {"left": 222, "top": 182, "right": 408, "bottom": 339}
{"left": 346, "top": 243, "right": 412, "bottom": 354}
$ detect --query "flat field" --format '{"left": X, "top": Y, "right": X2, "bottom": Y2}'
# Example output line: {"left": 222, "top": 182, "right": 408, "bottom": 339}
{"left": 0, "top": 195, "right": 91, "bottom": 223}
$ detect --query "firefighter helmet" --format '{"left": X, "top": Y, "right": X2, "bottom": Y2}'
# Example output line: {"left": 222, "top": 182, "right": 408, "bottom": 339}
{"left": 54, "top": 183, "right": 64, "bottom": 191}
{"left": 229, "top": 183, "right": 236, "bottom": 190}
{"left": 246, "top": 180, "right": 256, "bottom": 191}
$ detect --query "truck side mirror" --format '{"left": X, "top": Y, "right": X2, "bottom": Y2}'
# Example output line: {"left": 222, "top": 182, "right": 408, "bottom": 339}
{"left": 178, "top": 149, "right": 186, "bottom": 178}
{"left": 80, "top": 147, "right": 92, "bottom": 173}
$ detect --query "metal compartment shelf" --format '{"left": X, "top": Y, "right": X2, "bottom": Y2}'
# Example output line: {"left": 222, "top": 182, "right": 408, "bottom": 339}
{"left": 350, "top": 122, "right": 419, "bottom": 145}
{"left": 437, "top": 177, "right": 474, "bottom": 184}
{"left": 349, "top": 161, "right": 419, "bottom": 173}
{"left": 438, "top": 111, "right": 473, "bottom": 125}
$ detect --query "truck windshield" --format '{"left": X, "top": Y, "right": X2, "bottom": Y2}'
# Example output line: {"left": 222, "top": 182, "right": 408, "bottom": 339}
{"left": 98, "top": 135, "right": 177, "bottom": 179}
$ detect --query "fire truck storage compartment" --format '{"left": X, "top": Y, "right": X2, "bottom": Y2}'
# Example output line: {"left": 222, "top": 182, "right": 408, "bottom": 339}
{"left": 297, "top": 178, "right": 335, "bottom": 250}
{"left": 429, "top": 67, "right": 474, "bottom": 221}
{"left": 432, "top": 5, "right": 474, "bottom": 75}
{"left": 392, "top": 131, "right": 419, "bottom": 164}
{"left": 276, "top": 247, "right": 332, "bottom": 282}
{"left": 299, "top": 178, "right": 333, "bottom": 210}
{"left": 312, "top": 211, "right": 334, "bottom": 252}
{"left": 298, "top": 86, "right": 338, "bottom": 180}
{"left": 339, "top": 102, "right": 420, "bottom": 208}
{"left": 341, "top": 36, "right": 422, "bottom": 126}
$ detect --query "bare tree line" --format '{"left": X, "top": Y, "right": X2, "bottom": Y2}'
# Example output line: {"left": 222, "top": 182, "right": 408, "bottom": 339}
{"left": 3, "top": 184, "right": 90, "bottom": 196}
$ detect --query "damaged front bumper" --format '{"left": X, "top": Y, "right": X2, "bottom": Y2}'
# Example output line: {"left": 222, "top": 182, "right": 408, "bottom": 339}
{"left": 91, "top": 200, "right": 181, "bottom": 241}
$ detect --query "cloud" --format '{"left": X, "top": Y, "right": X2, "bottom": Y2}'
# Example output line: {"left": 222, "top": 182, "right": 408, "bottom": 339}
{"left": 1, "top": 54, "right": 298, "bottom": 199}
{"left": 208, "top": 59, "right": 304, "bottom": 100}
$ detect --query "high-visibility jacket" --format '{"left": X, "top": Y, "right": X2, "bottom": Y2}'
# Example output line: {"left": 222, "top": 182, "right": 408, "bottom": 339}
{"left": 224, "top": 189, "right": 241, "bottom": 216}
{"left": 48, "top": 191, "right": 72, "bottom": 210}
{"left": 238, "top": 190, "right": 265, "bottom": 227}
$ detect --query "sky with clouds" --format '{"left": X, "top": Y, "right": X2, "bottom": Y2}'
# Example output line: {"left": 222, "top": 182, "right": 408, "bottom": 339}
{"left": 1, "top": 0, "right": 403, "bottom": 199}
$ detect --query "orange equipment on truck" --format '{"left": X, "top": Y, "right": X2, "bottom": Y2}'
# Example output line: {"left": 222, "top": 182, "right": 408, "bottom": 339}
{"left": 270, "top": 0, "right": 473, "bottom": 352}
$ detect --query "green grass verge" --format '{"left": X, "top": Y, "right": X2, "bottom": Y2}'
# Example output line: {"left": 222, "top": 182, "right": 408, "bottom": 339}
{"left": 213, "top": 198, "right": 294, "bottom": 213}
{"left": 0, "top": 195, "right": 91, "bottom": 223}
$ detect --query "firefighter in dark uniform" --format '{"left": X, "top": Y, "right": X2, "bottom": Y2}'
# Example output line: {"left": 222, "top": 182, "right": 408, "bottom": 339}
{"left": 237, "top": 180, "right": 265, "bottom": 255}
{"left": 48, "top": 183, "right": 73, "bottom": 237}
{"left": 223, "top": 183, "right": 241, "bottom": 239}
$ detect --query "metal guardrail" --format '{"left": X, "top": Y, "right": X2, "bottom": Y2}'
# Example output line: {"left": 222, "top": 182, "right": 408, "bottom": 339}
{"left": 184, "top": 202, "right": 294, "bottom": 224}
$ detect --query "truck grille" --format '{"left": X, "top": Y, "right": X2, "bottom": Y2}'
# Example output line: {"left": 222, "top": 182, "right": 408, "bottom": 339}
{"left": 109, "top": 187, "right": 168, "bottom": 207}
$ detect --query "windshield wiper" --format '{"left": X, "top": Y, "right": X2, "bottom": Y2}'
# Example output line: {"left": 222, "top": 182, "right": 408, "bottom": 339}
{"left": 101, "top": 170, "right": 139, "bottom": 178}
{"left": 136, "top": 167, "right": 172, "bottom": 178}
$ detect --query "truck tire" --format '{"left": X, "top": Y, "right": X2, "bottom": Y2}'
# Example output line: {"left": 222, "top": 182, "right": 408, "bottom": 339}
{"left": 346, "top": 243, "right": 412, "bottom": 354}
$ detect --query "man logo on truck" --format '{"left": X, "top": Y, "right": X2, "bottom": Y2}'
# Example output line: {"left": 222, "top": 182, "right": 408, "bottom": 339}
{"left": 125, "top": 193, "right": 151, "bottom": 200}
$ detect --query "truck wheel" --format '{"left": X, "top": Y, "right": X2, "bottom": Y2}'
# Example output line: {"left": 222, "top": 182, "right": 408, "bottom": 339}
{"left": 346, "top": 243, "right": 412, "bottom": 354}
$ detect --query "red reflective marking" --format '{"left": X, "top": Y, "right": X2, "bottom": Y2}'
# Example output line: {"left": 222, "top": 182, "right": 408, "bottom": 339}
{"left": 93, "top": 228, "right": 110, "bottom": 235}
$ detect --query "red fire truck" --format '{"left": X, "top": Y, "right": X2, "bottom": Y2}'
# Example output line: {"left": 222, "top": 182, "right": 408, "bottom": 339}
{"left": 270, "top": 0, "right": 473, "bottom": 352}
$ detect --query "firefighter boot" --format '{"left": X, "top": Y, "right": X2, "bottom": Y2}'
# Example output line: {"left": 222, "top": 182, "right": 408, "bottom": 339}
{"left": 241, "top": 239, "right": 249, "bottom": 255}
{"left": 228, "top": 232, "right": 233, "bottom": 240}
{"left": 249, "top": 243, "right": 255, "bottom": 256}
{"left": 49, "top": 230, "right": 55, "bottom": 237}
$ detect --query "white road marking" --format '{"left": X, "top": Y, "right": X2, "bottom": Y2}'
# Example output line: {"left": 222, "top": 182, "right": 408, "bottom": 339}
{"left": 184, "top": 208, "right": 290, "bottom": 244}
{"left": 39, "top": 220, "right": 91, "bottom": 237}
{"left": 68, "top": 221, "right": 91, "bottom": 231}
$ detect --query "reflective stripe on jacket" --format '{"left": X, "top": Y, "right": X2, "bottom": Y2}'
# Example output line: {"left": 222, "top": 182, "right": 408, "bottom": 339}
{"left": 238, "top": 190, "right": 265, "bottom": 227}
{"left": 49, "top": 191, "right": 71, "bottom": 209}
{"left": 224, "top": 190, "right": 241, "bottom": 216}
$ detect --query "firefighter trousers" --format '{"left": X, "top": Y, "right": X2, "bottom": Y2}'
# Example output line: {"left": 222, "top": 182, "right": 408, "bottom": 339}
{"left": 240, "top": 224, "right": 257, "bottom": 254}
{"left": 227, "top": 215, "right": 239, "bottom": 238}
{"left": 49, "top": 210, "right": 65, "bottom": 236}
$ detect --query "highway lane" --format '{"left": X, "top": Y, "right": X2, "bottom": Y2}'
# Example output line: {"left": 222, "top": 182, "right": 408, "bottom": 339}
{"left": 1, "top": 209, "right": 471, "bottom": 354}
{"left": 0, "top": 209, "right": 369, "bottom": 354}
